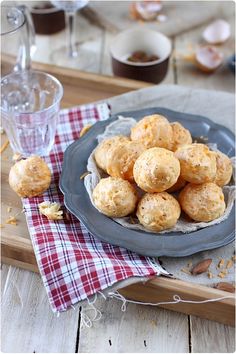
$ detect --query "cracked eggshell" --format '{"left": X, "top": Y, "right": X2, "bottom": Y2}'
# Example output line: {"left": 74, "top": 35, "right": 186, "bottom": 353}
{"left": 135, "top": 1, "right": 162, "bottom": 21}
{"left": 202, "top": 19, "right": 231, "bottom": 44}
{"left": 195, "top": 46, "right": 224, "bottom": 72}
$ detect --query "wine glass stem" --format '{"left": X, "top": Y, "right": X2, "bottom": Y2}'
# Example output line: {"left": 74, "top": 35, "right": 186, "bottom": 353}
{"left": 66, "top": 11, "right": 78, "bottom": 58}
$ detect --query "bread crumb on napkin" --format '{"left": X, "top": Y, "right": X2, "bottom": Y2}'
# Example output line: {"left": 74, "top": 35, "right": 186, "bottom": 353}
{"left": 39, "top": 201, "right": 63, "bottom": 221}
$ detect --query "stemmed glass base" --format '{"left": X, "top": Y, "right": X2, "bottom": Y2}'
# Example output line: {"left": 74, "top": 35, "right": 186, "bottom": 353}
{"left": 50, "top": 1, "right": 94, "bottom": 70}
{"left": 50, "top": 45, "right": 95, "bottom": 69}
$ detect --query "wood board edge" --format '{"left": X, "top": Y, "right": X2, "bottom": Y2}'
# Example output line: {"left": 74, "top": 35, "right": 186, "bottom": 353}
{"left": 1, "top": 235, "right": 235, "bottom": 326}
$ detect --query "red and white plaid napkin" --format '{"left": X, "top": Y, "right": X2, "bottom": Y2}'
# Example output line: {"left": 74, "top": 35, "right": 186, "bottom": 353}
{"left": 23, "top": 103, "right": 162, "bottom": 313}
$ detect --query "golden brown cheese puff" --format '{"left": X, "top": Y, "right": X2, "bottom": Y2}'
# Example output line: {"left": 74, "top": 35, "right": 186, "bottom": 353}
{"left": 175, "top": 143, "right": 216, "bottom": 184}
{"left": 213, "top": 151, "right": 233, "bottom": 187}
{"left": 106, "top": 141, "right": 146, "bottom": 182}
{"left": 179, "top": 182, "right": 225, "bottom": 222}
{"left": 92, "top": 177, "right": 138, "bottom": 217}
{"left": 170, "top": 122, "right": 192, "bottom": 151}
{"left": 130, "top": 114, "right": 173, "bottom": 150}
{"left": 133, "top": 147, "right": 180, "bottom": 193}
{"left": 137, "top": 192, "right": 181, "bottom": 232}
{"left": 94, "top": 136, "right": 130, "bottom": 172}
{"left": 167, "top": 175, "right": 187, "bottom": 193}
{"left": 9, "top": 155, "right": 51, "bottom": 198}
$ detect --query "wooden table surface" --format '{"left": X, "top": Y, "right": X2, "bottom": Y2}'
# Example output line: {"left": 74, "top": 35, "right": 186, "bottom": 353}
{"left": 1, "top": 1, "right": 235, "bottom": 353}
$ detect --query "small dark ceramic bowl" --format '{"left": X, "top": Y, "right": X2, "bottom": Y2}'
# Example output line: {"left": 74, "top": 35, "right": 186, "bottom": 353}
{"left": 30, "top": 2, "right": 65, "bottom": 35}
{"left": 110, "top": 28, "right": 172, "bottom": 83}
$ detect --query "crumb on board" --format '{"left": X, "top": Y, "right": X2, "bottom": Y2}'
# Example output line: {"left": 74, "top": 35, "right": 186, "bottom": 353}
{"left": 0, "top": 140, "right": 9, "bottom": 154}
{"left": 5, "top": 216, "right": 18, "bottom": 225}
{"left": 7, "top": 207, "right": 12, "bottom": 213}
{"left": 0, "top": 224, "right": 4, "bottom": 228}
{"left": 217, "top": 259, "right": 224, "bottom": 269}
{"left": 0, "top": 126, "right": 4, "bottom": 134}
{"left": 226, "top": 260, "right": 233, "bottom": 269}
{"left": 38, "top": 201, "right": 63, "bottom": 221}
{"left": 80, "top": 124, "right": 92, "bottom": 137}
{"left": 207, "top": 271, "right": 214, "bottom": 279}
{"left": 218, "top": 270, "right": 228, "bottom": 278}
{"left": 181, "top": 268, "right": 192, "bottom": 275}
{"left": 150, "top": 320, "right": 157, "bottom": 327}
{"left": 187, "top": 262, "right": 193, "bottom": 268}
{"left": 80, "top": 171, "right": 90, "bottom": 180}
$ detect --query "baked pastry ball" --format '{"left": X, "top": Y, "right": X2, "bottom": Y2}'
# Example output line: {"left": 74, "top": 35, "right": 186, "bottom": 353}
{"left": 9, "top": 155, "right": 51, "bottom": 197}
{"left": 94, "top": 136, "right": 130, "bottom": 172}
{"left": 170, "top": 122, "right": 192, "bottom": 151}
{"left": 175, "top": 143, "right": 217, "bottom": 184}
{"left": 130, "top": 114, "right": 173, "bottom": 150}
{"left": 106, "top": 141, "right": 146, "bottom": 181}
{"left": 137, "top": 192, "right": 181, "bottom": 232}
{"left": 213, "top": 151, "right": 233, "bottom": 187}
{"left": 133, "top": 147, "right": 180, "bottom": 192}
{"left": 167, "top": 175, "right": 187, "bottom": 193}
{"left": 179, "top": 182, "right": 225, "bottom": 222}
{"left": 92, "top": 177, "right": 138, "bottom": 217}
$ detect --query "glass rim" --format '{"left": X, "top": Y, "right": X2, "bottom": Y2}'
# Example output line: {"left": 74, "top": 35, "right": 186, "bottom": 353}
{"left": 1, "top": 70, "right": 64, "bottom": 115}
{"left": 1, "top": 6, "right": 26, "bottom": 36}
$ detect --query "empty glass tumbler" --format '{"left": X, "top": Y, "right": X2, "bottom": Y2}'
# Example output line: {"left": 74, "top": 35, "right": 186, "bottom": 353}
{"left": 1, "top": 70, "right": 63, "bottom": 156}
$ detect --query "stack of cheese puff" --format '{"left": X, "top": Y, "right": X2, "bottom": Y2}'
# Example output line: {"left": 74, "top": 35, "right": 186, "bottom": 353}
{"left": 92, "top": 114, "right": 233, "bottom": 232}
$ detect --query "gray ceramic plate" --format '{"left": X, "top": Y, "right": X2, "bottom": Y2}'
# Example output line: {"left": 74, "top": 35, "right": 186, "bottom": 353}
{"left": 60, "top": 107, "right": 235, "bottom": 257}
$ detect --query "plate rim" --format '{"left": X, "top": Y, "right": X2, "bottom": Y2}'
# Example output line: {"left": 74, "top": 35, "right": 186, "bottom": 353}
{"left": 59, "top": 107, "right": 235, "bottom": 257}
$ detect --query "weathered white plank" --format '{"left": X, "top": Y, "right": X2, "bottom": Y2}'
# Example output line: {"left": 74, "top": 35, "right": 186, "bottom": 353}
{"left": 175, "top": 15, "right": 235, "bottom": 93}
{"left": 1, "top": 265, "right": 80, "bottom": 353}
{"left": 190, "top": 316, "right": 235, "bottom": 353}
{"left": 78, "top": 297, "right": 189, "bottom": 353}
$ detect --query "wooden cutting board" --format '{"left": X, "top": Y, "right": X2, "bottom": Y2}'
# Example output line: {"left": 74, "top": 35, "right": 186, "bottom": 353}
{"left": 1, "top": 60, "right": 234, "bottom": 326}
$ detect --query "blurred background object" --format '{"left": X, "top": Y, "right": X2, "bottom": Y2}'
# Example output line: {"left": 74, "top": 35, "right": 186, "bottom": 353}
{"left": 30, "top": 1, "right": 65, "bottom": 35}
{"left": 1, "top": 3, "right": 35, "bottom": 76}
{"left": 228, "top": 54, "right": 235, "bottom": 74}
{"left": 110, "top": 27, "right": 171, "bottom": 83}
{"left": 202, "top": 19, "right": 231, "bottom": 44}
{"left": 49, "top": 0, "right": 95, "bottom": 69}
{"left": 1, "top": 1, "right": 234, "bottom": 91}
{"left": 129, "top": 0, "right": 163, "bottom": 21}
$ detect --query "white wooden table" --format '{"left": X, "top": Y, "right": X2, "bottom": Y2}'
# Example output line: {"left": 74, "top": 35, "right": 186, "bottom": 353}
{"left": 1, "top": 1, "right": 235, "bottom": 352}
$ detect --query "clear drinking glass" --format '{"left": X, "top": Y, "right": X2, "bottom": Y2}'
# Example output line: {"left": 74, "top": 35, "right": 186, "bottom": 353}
{"left": 1, "top": 4, "right": 36, "bottom": 76}
{"left": 1, "top": 70, "right": 63, "bottom": 156}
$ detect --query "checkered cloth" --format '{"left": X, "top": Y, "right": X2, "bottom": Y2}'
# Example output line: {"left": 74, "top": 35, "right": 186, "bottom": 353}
{"left": 22, "top": 103, "right": 160, "bottom": 313}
